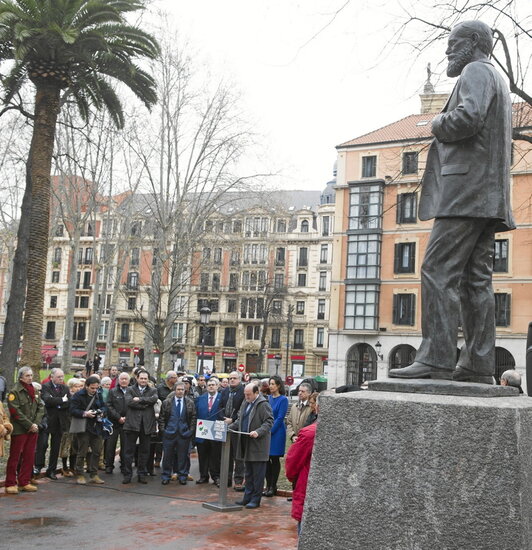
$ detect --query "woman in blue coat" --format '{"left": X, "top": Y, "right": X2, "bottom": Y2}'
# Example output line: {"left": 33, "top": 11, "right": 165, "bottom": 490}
{"left": 264, "top": 375, "right": 288, "bottom": 497}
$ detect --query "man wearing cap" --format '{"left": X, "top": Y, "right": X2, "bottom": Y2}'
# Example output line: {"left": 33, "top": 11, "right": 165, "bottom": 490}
{"left": 5, "top": 366, "right": 45, "bottom": 494}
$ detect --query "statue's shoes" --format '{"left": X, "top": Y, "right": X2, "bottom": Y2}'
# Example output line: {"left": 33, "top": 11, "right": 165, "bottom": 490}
{"left": 389, "top": 362, "right": 453, "bottom": 380}
{"left": 453, "top": 366, "right": 494, "bottom": 385}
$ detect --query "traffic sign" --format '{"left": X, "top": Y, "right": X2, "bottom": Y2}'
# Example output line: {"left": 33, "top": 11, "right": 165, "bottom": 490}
{"left": 237, "top": 363, "right": 245, "bottom": 372}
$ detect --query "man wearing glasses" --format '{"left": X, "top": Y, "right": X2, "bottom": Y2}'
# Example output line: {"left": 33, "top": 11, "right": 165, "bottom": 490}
{"left": 221, "top": 372, "right": 245, "bottom": 490}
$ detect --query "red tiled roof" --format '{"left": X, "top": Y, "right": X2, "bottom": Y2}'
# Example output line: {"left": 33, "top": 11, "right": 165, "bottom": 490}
{"left": 338, "top": 102, "right": 532, "bottom": 148}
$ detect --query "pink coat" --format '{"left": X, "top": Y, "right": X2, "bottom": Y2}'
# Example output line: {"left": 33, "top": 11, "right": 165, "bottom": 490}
{"left": 285, "top": 422, "right": 317, "bottom": 522}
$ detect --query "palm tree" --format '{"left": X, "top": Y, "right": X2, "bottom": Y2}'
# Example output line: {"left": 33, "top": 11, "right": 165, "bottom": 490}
{"left": 0, "top": 0, "right": 159, "bottom": 382}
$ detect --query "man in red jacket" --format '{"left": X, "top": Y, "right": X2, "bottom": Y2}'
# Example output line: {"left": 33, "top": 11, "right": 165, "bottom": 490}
{"left": 285, "top": 397, "right": 319, "bottom": 535}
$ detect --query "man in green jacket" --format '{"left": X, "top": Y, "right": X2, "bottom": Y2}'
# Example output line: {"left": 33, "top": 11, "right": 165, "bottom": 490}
{"left": 5, "top": 366, "right": 44, "bottom": 495}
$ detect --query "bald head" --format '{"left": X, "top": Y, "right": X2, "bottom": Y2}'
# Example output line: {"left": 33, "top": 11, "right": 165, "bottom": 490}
{"left": 244, "top": 382, "right": 259, "bottom": 403}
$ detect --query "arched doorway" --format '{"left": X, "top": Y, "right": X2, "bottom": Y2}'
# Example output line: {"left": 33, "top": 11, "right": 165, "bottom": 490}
{"left": 346, "top": 343, "right": 377, "bottom": 387}
{"left": 389, "top": 344, "right": 416, "bottom": 371}
{"left": 495, "top": 347, "right": 515, "bottom": 384}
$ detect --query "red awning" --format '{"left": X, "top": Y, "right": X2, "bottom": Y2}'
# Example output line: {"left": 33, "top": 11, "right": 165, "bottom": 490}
{"left": 71, "top": 351, "right": 87, "bottom": 359}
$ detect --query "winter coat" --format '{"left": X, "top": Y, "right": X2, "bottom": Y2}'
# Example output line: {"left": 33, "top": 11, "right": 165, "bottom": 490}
{"left": 106, "top": 386, "right": 129, "bottom": 426}
{"left": 41, "top": 380, "right": 70, "bottom": 433}
{"left": 286, "top": 401, "right": 311, "bottom": 443}
{"left": 0, "top": 401, "right": 13, "bottom": 457}
{"left": 229, "top": 394, "right": 273, "bottom": 462}
{"left": 220, "top": 384, "right": 245, "bottom": 422}
{"left": 268, "top": 394, "right": 288, "bottom": 456}
{"left": 158, "top": 393, "right": 196, "bottom": 438}
{"left": 70, "top": 388, "right": 105, "bottom": 435}
{"left": 285, "top": 422, "right": 317, "bottom": 522}
{"left": 7, "top": 381, "right": 44, "bottom": 436}
{"left": 123, "top": 384, "right": 158, "bottom": 434}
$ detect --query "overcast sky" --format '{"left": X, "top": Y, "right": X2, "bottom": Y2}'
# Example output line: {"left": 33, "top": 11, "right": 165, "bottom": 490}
{"left": 152, "top": 1, "right": 528, "bottom": 192}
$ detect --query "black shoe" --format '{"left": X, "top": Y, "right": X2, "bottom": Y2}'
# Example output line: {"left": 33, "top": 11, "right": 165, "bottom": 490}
{"left": 213, "top": 478, "right": 220, "bottom": 487}
{"left": 179, "top": 479, "right": 187, "bottom": 485}
{"left": 235, "top": 499, "right": 249, "bottom": 506}
{"left": 138, "top": 475, "right": 148, "bottom": 484}
{"left": 147, "top": 472, "right": 156, "bottom": 476}
{"left": 122, "top": 477, "right": 131, "bottom": 484}
{"left": 105, "top": 467, "right": 113, "bottom": 474}
{"left": 196, "top": 477, "right": 209, "bottom": 484}
{"left": 263, "top": 487, "right": 275, "bottom": 497}
{"left": 161, "top": 479, "right": 170, "bottom": 485}
{"left": 245, "top": 502, "right": 260, "bottom": 509}
{"left": 286, "top": 497, "right": 293, "bottom": 502}
{"left": 45, "top": 472, "right": 58, "bottom": 480}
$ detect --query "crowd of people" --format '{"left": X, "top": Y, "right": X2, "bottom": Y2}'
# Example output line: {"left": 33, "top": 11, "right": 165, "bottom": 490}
{"left": 1, "top": 363, "right": 322, "bottom": 531}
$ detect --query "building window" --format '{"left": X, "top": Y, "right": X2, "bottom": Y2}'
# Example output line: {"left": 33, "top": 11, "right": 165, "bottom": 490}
{"left": 212, "top": 273, "right": 220, "bottom": 291}
{"left": 230, "top": 249, "right": 240, "bottom": 265}
{"left": 229, "top": 273, "right": 238, "bottom": 291}
{"left": 402, "top": 152, "right": 419, "bottom": 175}
{"left": 55, "top": 224, "right": 64, "bottom": 237}
{"left": 45, "top": 321, "right": 56, "bottom": 340}
{"left": 73, "top": 321, "right": 86, "bottom": 341}
{"left": 393, "top": 294, "right": 416, "bottom": 326}
{"left": 120, "top": 323, "right": 130, "bottom": 342}
{"left": 272, "top": 300, "right": 282, "bottom": 315}
{"left": 202, "top": 247, "right": 211, "bottom": 262}
{"left": 50, "top": 295, "right": 57, "bottom": 308}
{"left": 271, "top": 328, "right": 281, "bottom": 348}
{"left": 53, "top": 248, "right": 62, "bottom": 263}
{"left": 83, "top": 271, "right": 91, "bottom": 289}
{"left": 78, "top": 248, "right": 84, "bottom": 264}
{"left": 298, "top": 247, "right": 308, "bottom": 267}
{"left": 362, "top": 155, "right": 377, "bottom": 178}
{"left": 347, "top": 234, "right": 381, "bottom": 279}
{"left": 127, "top": 272, "right": 138, "bottom": 290}
{"left": 345, "top": 284, "right": 379, "bottom": 330}
{"left": 274, "top": 274, "right": 284, "bottom": 289}
{"left": 296, "top": 301, "right": 305, "bottom": 315}
{"left": 51, "top": 271, "right": 60, "bottom": 284}
{"left": 200, "top": 273, "right": 209, "bottom": 291}
{"left": 275, "top": 247, "right": 285, "bottom": 266}
{"left": 349, "top": 184, "right": 383, "bottom": 230}
{"left": 128, "top": 297, "right": 136, "bottom": 310}
{"left": 213, "top": 248, "right": 222, "bottom": 264}
{"left": 317, "top": 299, "right": 326, "bottom": 320}
{"left": 246, "top": 325, "right": 261, "bottom": 340}
{"left": 320, "top": 244, "right": 328, "bottom": 264}
{"left": 198, "top": 325, "right": 215, "bottom": 346}
{"left": 240, "top": 297, "right": 264, "bottom": 319}
{"left": 224, "top": 327, "right": 237, "bottom": 347}
{"left": 319, "top": 272, "right": 327, "bottom": 291}
{"left": 172, "top": 322, "right": 185, "bottom": 342}
{"left": 197, "top": 299, "right": 219, "bottom": 312}
{"left": 232, "top": 220, "right": 242, "bottom": 233}
{"left": 394, "top": 242, "right": 416, "bottom": 274}
{"left": 300, "top": 220, "right": 309, "bottom": 232}
{"left": 493, "top": 239, "right": 508, "bottom": 273}
{"left": 130, "top": 221, "right": 141, "bottom": 236}
{"left": 495, "top": 293, "right": 511, "bottom": 327}
{"left": 227, "top": 299, "right": 237, "bottom": 313}
{"left": 76, "top": 271, "right": 81, "bottom": 289}
{"left": 98, "top": 321, "right": 109, "bottom": 340}
{"left": 276, "top": 219, "right": 286, "bottom": 233}
{"left": 316, "top": 327, "right": 324, "bottom": 348}
{"left": 396, "top": 193, "right": 417, "bottom": 224}
{"left": 293, "top": 329, "right": 304, "bottom": 349}
{"left": 131, "top": 248, "right": 140, "bottom": 266}
{"left": 322, "top": 216, "right": 330, "bottom": 236}
{"left": 297, "top": 273, "right": 307, "bottom": 287}
{"left": 75, "top": 295, "right": 89, "bottom": 308}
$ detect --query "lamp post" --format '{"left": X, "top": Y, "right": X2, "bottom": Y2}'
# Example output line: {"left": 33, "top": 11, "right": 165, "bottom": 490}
{"left": 199, "top": 306, "right": 211, "bottom": 374}
{"left": 375, "top": 340, "right": 383, "bottom": 360}
{"left": 275, "top": 355, "right": 281, "bottom": 376}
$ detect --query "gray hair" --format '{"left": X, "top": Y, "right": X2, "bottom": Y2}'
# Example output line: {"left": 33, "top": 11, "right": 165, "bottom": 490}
{"left": 454, "top": 20, "right": 493, "bottom": 56}
{"left": 229, "top": 371, "right": 242, "bottom": 381}
{"left": 101, "top": 376, "right": 112, "bottom": 385}
{"left": 18, "top": 366, "right": 32, "bottom": 379}
{"left": 299, "top": 382, "right": 313, "bottom": 394}
{"left": 174, "top": 381, "right": 185, "bottom": 390}
{"left": 165, "top": 370, "right": 178, "bottom": 380}
{"left": 118, "top": 372, "right": 130, "bottom": 381}
{"left": 501, "top": 369, "right": 521, "bottom": 388}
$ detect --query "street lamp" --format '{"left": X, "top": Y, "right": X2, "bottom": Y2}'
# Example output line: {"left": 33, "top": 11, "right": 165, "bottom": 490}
{"left": 375, "top": 340, "right": 383, "bottom": 360}
{"left": 199, "top": 306, "right": 211, "bottom": 374}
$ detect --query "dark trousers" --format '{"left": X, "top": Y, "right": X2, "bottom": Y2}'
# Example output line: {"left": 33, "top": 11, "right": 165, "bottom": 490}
{"left": 123, "top": 430, "right": 151, "bottom": 477}
{"left": 415, "top": 218, "right": 496, "bottom": 374}
{"left": 46, "top": 423, "right": 63, "bottom": 474}
{"left": 34, "top": 429, "right": 48, "bottom": 471}
{"left": 161, "top": 433, "right": 191, "bottom": 481}
{"left": 104, "top": 424, "right": 125, "bottom": 471}
{"left": 265, "top": 455, "right": 281, "bottom": 489}
{"left": 74, "top": 432, "right": 102, "bottom": 476}
{"left": 6, "top": 433, "right": 38, "bottom": 487}
{"left": 243, "top": 461, "right": 267, "bottom": 505}
{"left": 228, "top": 431, "right": 245, "bottom": 484}
{"left": 196, "top": 439, "right": 221, "bottom": 481}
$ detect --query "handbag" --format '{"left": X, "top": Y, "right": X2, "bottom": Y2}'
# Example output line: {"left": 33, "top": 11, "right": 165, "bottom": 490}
{"left": 69, "top": 395, "right": 96, "bottom": 434}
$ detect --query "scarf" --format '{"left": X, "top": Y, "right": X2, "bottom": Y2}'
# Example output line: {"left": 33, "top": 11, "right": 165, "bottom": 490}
{"left": 21, "top": 381, "right": 35, "bottom": 401}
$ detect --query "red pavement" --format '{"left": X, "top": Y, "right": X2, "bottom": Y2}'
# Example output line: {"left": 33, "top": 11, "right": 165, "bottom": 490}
{"left": 0, "top": 457, "right": 299, "bottom": 550}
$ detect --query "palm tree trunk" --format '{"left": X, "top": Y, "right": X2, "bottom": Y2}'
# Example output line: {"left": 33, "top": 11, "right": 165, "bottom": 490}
{"left": 20, "top": 82, "right": 62, "bottom": 378}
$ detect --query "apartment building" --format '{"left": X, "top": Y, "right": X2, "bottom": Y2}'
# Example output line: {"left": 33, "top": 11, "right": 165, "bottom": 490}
{"left": 327, "top": 89, "right": 532, "bottom": 388}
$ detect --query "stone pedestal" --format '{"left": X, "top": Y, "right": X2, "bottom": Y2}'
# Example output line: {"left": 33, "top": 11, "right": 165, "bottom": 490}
{"left": 299, "top": 390, "right": 532, "bottom": 550}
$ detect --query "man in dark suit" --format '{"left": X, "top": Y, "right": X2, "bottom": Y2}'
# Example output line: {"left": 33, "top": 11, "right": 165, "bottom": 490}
{"left": 220, "top": 371, "right": 245, "bottom": 490}
{"left": 390, "top": 20, "right": 514, "bottom": 384}
{"left": 104, "top": 371, "right": 130, "bottom": 474}
{"left": 122, "top": 371, "right": 158, "bottom": 484}
{"left": 41, "top": 368, "right": 70, "bottom": 479}
{"left": 195, "top": 377, "right": 223, "bottom": 486}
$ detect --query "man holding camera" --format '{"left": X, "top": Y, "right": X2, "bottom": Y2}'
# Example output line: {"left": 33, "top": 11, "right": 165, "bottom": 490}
{"left": 70, "top": 375, "right": 105, "bottom": 485}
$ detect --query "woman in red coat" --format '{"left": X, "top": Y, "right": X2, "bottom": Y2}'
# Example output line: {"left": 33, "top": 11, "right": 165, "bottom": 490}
{"left": 285, "top": 401, "right": 318, "bottom": 534}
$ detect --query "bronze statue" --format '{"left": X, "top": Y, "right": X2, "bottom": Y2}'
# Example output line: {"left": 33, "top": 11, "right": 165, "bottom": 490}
{"left": 389, "top": 20, "right": 514, "bottom": 384}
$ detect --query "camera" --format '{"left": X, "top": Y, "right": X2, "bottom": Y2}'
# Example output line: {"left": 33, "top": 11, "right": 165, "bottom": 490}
{"left": 90, "top": 409, "right": 103, "bottom": 417}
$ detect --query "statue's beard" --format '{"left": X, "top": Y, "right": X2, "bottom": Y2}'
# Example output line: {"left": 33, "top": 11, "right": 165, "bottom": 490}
{"left": 447, "top": 43, "right": 475, "bottom": 77}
